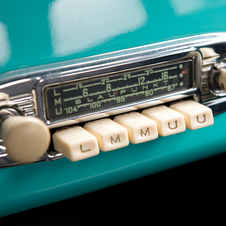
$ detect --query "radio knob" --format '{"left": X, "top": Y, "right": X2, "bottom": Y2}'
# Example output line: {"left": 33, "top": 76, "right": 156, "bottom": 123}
{"left": 0, "top": 116, "right": 50, "bottom": 164}
{"left": 217, "top": 69, "right": 226, "bottom": 91}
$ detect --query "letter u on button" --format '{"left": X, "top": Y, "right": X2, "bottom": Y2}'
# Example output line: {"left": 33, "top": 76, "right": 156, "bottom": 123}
{"left": 168, "top": 121, "right": 178, "bottom": 130}
{"left": 141, "top": 105, "right": 186, "bottom": 136}
{"left": 197, "top": 114, "right": 206, "bottom": 123}
{"left": 170, "top": 100, "right": 213, "bottom": 130}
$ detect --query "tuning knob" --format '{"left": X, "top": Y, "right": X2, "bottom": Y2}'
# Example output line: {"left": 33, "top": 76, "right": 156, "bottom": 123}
{"left": 217, "top": 69, "right": 226, "bottom": 91}
{"left": 1, "top": 116, "right": 50, "bottom": 164}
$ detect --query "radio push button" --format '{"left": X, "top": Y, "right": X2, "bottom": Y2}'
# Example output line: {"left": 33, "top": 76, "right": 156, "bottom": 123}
{"left": 84, "top": 118, "right": 129, "bottom": 152}
{"left": 141, "top": 105, "right": 186, "bottom": 136}
{"left": 52, "top": 126, "right": 99, "bottom": 162}
{"left": 113, "top": 112, "right": 158, "bottom": 144}
{"left": 169, "top": 100, "right": 214, "bottom": 130}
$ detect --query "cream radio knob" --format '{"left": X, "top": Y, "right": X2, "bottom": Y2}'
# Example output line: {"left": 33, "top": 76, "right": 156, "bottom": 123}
{"left": 1, "top": 116, "right": 50, "bottom": 164}
{"left": 217, "top": 69, "right": 226, "bottom": 91}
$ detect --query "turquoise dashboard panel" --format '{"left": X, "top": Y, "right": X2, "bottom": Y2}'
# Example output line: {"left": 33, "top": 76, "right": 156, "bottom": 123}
{"left": 1, "top": 0, "right": 226, "bottom": 217}
{"left": 1, "top": 0, "right": 226, "bottom": 75}
{"left": 0, "top": 112, "right": 226, "bottom": 217}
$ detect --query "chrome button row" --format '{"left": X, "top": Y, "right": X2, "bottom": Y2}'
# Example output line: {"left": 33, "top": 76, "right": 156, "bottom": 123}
{"left": 52, "top": 100, "right": 214, "bottom": 162}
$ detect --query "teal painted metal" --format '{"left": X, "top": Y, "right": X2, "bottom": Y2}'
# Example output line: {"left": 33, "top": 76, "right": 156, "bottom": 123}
{"left": 1, "top": 0, "right": 226, "bottom": 217}
{"left": 1, "top": 112, "right": 226, "bottom": 217}
{"left": 1, "top": 0, "right": 226, "bottom": 75}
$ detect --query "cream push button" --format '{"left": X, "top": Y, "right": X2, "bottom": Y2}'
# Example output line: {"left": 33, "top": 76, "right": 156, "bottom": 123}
{"left": 141, "top": 105, "right": 186, "bottom": 136}
{"left": 170, "top": 100, "right": 214, "bottom": 130}
{"left": 113, "top": 112, "right": 158, "bottom": 144}
{"left": 52, "top": 126, "right": 99, "bottom": 162}
{"left": 84, "top": 118, "right": 129, "bottom": 152}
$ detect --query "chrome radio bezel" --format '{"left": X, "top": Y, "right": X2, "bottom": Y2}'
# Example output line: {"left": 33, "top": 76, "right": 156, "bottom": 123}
{"left": 37, "top": 52, "right": 199, "bottom": 126}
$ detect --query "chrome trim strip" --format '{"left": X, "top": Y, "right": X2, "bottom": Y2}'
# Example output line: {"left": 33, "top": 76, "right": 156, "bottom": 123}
{"left": 8, "top": 93, "right": 35, "bottom": 117}
{"left": 1, "top": 32, "right": 226, "bottom": 84}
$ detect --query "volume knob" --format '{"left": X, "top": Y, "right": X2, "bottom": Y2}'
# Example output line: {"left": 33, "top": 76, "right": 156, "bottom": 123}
{"left": 217, "top": 69, "right": 226, "bottom": 91}
{"left": 1, "top": 116, "right": 50, "bottom": 164}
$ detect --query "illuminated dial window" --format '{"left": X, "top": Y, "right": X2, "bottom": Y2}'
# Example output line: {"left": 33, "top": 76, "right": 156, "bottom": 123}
{"left": 44, "top": 59, "right": 194, "bottom": 122}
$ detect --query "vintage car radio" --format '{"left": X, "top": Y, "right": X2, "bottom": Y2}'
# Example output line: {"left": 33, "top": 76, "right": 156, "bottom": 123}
{"left": 1, "top": 32, "right": 226, "bottom": 217}
{"left": 0, "top": 33, "right": 226, "bottom": 166}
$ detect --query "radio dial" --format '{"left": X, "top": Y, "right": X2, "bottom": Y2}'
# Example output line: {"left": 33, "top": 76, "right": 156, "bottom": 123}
{"left": 1, "top": 116, "right": 50, "bottom": 164}
{"left": 217, "top": 69, "right": 226, "bottom": 91}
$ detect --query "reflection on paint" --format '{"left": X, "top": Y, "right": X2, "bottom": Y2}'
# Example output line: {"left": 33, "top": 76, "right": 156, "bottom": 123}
{"left": 0, "top": 21, "right": 11, "bottom": 67}
{"left": 170, "top": 0, "right": 226, "bottom": 15}
{"left": 48, "top": 0, "right": 147, "bottom": 57}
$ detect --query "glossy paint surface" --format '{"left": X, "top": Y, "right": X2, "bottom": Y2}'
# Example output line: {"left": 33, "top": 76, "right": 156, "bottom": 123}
{"left": 1, "top": 0, "right": 226, "bottom": 75}
{"left": 1, "top": 0, "right": 226, "bottom": 217}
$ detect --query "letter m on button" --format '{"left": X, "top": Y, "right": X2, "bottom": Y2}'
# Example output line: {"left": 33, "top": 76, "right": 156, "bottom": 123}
{"left": 140, "top": 128, "right": 150, "bottom": 137}
{"left": 110, "top": 135, "right": 121, "bottom": 144}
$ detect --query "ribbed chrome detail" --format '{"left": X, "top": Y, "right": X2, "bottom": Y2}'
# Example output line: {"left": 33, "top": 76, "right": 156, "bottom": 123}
{"left": 201, "top": 56, "right": 218, "bottom": 102}
{"left": 8, "top": 93, "right": 35, "bottom": 116}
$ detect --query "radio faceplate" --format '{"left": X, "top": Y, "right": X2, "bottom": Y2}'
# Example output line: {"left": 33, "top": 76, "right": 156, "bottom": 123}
{"left": 1, "top": 33, "right": 226, "bottom": 167}
{"left": 43, "top": 58, "right": 195, "bottom": 123}
{"left": 34, "top": 46, "right": 201, "bottom": 127}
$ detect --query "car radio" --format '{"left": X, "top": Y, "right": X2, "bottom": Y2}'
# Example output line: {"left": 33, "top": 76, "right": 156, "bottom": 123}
{"left": 0, "top": 32, "right": 226, "bottom": 165}
{"left": 1, "top": 32, "right": 226, "bottom": 217}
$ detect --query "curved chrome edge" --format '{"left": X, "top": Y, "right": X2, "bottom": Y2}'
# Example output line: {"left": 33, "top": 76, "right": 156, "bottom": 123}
{"left": 0, "top": 32, "right": 226, "bottom": 84}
